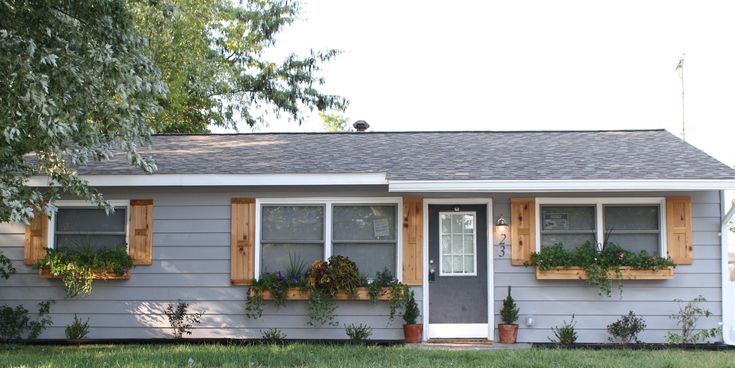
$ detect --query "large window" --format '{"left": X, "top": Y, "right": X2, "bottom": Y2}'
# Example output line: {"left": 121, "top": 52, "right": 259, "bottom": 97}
{"left": 258, "top": 199, "right": 400, "bottom": 279}
{"left": 50, "top": 201, "right": 129, "bottom": 251}
{"left": 537, "top": 198, "right": 665, "bottom": 256}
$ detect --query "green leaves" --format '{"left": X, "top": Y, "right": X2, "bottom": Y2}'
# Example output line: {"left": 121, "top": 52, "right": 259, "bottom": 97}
{"left": 1, "top": 0, "right": 165, "bottom": 223}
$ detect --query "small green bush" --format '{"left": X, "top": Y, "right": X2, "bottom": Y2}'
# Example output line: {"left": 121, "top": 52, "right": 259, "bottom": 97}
{"left": 65, "top": 314, "right": 90, "bottom": 340}
{"left": 345, "top": 323, "right": 372, "bottom": 341}
{"left": 607, "top": 311, "right": 646, "bottom": 344}
{"left": 164, "top": 300, "right": 203, "bottom": 339}
{"left": 666, "top": 296, "right": 720, "bottom": 344}
{"left": 550, "top": 315, "right": 578, "bottom": 346}
{"left": 0, "top": 300, "right": 54, "bottom": 340}
{"left": 261, "top": 328, "right": 287, "bottom": 344}
{"left": 403, "top": 290, "right": 419, "bottom": 325}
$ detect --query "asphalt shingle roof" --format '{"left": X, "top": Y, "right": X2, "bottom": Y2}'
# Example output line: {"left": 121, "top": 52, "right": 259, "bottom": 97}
{"left": 75, "top": 129, "right": 735, "bottom": 181}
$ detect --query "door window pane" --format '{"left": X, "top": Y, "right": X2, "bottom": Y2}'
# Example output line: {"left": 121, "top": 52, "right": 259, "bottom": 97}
{"left": 439, "top": 212, "right": 476, "bottom": 275}
{"left": 54, "top": 207, "right": 127, "bottom": 251}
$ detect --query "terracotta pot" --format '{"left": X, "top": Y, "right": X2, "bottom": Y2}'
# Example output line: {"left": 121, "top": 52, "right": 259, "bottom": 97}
{"left": 403, "top": 324, "right": 423, "bottom": 343}
{"left": 498, "top": 324, "right": 518, "bottom": 344}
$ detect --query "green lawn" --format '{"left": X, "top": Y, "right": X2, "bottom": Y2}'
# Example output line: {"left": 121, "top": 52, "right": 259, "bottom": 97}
{"left": 1, "top": 344, "right": 734, "bottom": 368}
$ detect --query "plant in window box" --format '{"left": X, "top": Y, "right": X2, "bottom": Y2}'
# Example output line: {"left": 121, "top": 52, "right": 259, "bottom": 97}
{"left": 498, "top": 285, "right": 520, "bottom": 344}
{"left": 527, "top": 241, "right": 674, "bottom": 296}
{"left": 33, "top": 245, "right": 133, "bottom": 298}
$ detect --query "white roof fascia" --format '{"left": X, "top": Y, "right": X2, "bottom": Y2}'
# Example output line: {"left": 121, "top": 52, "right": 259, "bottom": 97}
{"left": 388, "top": 179, "right": 735, "bottom": 192}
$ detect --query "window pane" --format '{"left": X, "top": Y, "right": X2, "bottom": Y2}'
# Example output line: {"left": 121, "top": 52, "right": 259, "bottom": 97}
{"left": 261, "top": 243, "right": 323, "bottom": 274}
{"left": 261, "top": 206, "right": 324, "bottom": 241}
{"left": 333, "top": 243, "right": 396, "bottom": 277}
{"left": 440, "top": 212, "right": 476, "bottom": 275}
{"left": 56, "top": 208, "right": 126, "bottom": 233}
{"left": 604, "top": 205, "right": 659, "bottom": 231}
{"left": 332, "top": 205, "right": 396, "bottom": 241}
{"left": 541, "top": 234, "right": 596, "bottom": 250}
{"left": 56, "top": 235, "right": 126, "bottom": 251}
{"left": 607, "top": 234, "right": 660, "bottom": 255}
{"left": 541, "top": 206, "right": 595, "bottom": 231}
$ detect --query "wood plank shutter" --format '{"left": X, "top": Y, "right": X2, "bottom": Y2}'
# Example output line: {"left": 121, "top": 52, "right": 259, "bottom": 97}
{"left": 667, "top": 196, "right": 693, "bottom": 265}
{"left": 231, "top": 198, "right": 256, "bottom": 285}
{"left": 402, "top": 195, "right": 423, "bottom": 285}
{"left": 129, "top": 199, "right": 154, "bottom": 265}
{"left": 511, "top": 197, "right": 535, "bottom": 266}
{"left": 24, "top": 211, "right": 48, "bottom": 265}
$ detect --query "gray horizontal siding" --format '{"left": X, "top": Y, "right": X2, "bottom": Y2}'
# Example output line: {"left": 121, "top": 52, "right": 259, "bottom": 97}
{"left": 0, "top": 187, "right": 419, "bottom": 340}
{"left": 0, "top": 187, "right": 724, "bottom": 342}
{"left": 492, "top": 190, "right": 723, "bottom": 343}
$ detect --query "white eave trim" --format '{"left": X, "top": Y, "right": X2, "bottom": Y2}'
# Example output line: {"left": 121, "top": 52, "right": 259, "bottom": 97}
{"left": 388, "top": 179, "right": 735, "bottom": 192}
{"left": 27, "top": 173, "right": 388, "bottom": 187}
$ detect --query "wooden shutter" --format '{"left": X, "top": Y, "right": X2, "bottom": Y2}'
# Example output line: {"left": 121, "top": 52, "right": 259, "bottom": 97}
{"left": 129, "top": 199, "right": 154, "bottom": 265}
{"left": 24, "top": 211, "right": 48, "bottom": 265}
{"left": 511, "top": 197, "right": 535, "bottom": 266}
{"left": 667, "top": 196, "right": 693, "bottom": 265}
{"left": 402, "top": 195, "right": 423, "bottom": 285}
{"left": 231, "top": 198, "right": 256, "bottom": 285}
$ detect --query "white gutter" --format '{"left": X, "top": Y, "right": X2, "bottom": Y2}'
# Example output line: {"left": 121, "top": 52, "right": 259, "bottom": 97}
{"left": 26, "top": 173, "right": 389, "bottom": 187}
{"left": 720, "top": 191, "right": 735, "bottom": 346}
{"left": 389, "top": 179, "right": 735, "bottom": 192}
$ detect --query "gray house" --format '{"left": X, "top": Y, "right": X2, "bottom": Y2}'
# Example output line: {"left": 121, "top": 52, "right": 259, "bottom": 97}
{"left": 4, "top": 129, "right": 735, "bottom": 343}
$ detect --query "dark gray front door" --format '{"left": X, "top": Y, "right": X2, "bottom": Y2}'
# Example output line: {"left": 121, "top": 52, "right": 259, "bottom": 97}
{"left": 428, "top": 204, "right": 488, "bottom": 337}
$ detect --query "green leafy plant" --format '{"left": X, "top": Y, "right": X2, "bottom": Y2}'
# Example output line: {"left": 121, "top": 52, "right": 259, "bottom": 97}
{"left": 402, "top": 290, "right": 419, "bottom": 325}
{"left": 500, "top": 286, "right": 519, "bottom": 324}
{"left": 388, "top": 282, "right": 409, "bottom": 321}
{"left": 549, "top": 315, "right": 578, "bottom": 346}
{"left": 33, "top": 245, "right": 133, "bottom": 298}
{"left": 0, "top": 300, "right": 54, "bottom": 340}
{"left": 607, "top": 311, "right": 646, "bottom": 344}
{"left": 366, "top": 268, "right": 394, "bottom": 303}
{"left": 528, "top": 241, "right": 674, "bottom": 296}
{"left": 666, "top": 296, "right": 721, "bottom": 344}
{"left": 164, "top": 300, "right": 204, "bottom": 339}
{"left": 65, "top": 314, "right": 90, "bottom": 340}
{"left": 0, "top": 251, "right": 16, "bottom": 280}
{"left": 345, "top": 323, "right": 373, "bottom": 341}
{"left": 307, "top": 289, "right": 338, "bottom": 327}
{"left": 261, "top": 328, "right": 287, "bottom": 344}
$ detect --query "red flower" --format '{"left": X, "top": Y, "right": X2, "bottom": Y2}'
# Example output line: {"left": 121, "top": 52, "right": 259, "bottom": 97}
{"left": 618, "top": 252, "right": 625, "bottom": 260}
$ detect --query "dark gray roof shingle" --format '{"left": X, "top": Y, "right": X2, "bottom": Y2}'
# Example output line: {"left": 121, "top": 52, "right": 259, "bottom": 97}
{"left": 74, "top": 129, "right": 735, "bottom": 181}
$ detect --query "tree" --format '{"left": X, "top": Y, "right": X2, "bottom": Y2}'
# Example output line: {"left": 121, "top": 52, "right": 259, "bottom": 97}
{"left": 130, "top": 0, "right": 348, "bottom": 133}
{"left": 0, "top": 0, "right": 166, "bottom": 223}
{"left": 319, "top": 112, "right": 352, "bottom": 132}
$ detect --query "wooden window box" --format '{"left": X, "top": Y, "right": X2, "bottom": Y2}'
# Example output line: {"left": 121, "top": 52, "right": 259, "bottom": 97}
{"left": 38, "top": 267, "right": 132, "bottom": 280}
{"left": 252, "top": 287, "right": 394, "bottom": 301}
{"left": 535, "top": 266, "right": 674, "bottom": 280}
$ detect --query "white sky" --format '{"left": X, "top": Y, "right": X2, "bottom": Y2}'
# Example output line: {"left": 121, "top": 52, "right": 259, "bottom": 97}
{"left": 227, "top": 0, "right": 735, "bottom": 167}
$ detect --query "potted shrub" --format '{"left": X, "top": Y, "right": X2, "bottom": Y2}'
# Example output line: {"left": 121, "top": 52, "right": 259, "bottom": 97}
{"left": 402, "top": 290, "right": 422, "bottom": 343}
{"left": 498, "top": 285, "right": 520, "bottom": 344}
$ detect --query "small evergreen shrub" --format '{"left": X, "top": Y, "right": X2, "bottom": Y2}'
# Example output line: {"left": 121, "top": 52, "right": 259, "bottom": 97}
{"left": 500, "top": 285, "right": 519, "bottom": 324}
{"left": 550, "top": 315, "right": 578, "bottom": 346}
{"left": 607, "top": 311, "right": 646, "bottom": 344}
{"left": 345, "top": 323, "right": 372, "bottom": 341}
{"left": 403, "top": 290, "right": 419, "bottom": 325}
{"left": 65, "top": 314, "right": 90, "bottom": 340}
{"left": 164, "top": 300, "right": 203, "bottom": 338}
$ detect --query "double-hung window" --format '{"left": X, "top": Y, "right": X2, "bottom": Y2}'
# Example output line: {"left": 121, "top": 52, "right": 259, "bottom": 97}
{"left": 49, "top": 200, "right": 130, "bottom": 251}
{"left": 257, "top": 199, "right": 400, "bottom": 279}
{"left": 537, "top": 198, "right": 665, "bottom": 256}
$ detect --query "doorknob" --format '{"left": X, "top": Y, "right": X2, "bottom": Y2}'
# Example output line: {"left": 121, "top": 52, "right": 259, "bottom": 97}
{"left": 429, "top": 259, "right": 436, "bottom": 282}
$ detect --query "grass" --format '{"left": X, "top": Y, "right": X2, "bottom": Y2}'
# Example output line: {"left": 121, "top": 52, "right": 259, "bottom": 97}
{"left": 1, "top": 344, "right": 735, "bottom": 368}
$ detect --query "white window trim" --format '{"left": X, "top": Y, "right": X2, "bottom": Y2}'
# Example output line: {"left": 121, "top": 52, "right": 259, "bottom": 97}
{"left": 47, "top": 200, "right": 131, "bottom": 251}
{"left": 254, "top": 197, "right": 403, "bottom": 281}
{"left": 438, "top": 211, "right": 478, "bottom": 277}
{"left": 535, "top": 197, "right": 667, "bottom": 255}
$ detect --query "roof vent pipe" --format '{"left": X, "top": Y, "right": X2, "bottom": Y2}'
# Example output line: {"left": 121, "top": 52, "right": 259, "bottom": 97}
{"left": 352, "top": 120, "right": 369, "bottom": 132}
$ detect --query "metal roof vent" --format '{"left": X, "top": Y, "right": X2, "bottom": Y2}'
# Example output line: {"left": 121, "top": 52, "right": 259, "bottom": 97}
{"left": 352, "top": 120, "right": 369, "bottom": 132}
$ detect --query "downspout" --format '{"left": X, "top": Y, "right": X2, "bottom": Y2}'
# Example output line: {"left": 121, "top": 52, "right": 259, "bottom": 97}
{"left": 720, "top": 190, "right": 735, "bottom": 345}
